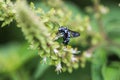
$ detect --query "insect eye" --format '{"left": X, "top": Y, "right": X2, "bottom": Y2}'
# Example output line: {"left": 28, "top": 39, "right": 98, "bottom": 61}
{"left": 64, "top": 30, "right": 67, "bottom": 33}
{"left": 58, "top": 28, "right": 62, "bottom": 31}
{"left": 59, "top": 27, "right": 64, "bottom": 32}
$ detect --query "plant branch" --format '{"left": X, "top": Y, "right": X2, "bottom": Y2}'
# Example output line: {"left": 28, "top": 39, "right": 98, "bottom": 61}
{"left": 93, "top": 0, "right": 108, "bottom": 40}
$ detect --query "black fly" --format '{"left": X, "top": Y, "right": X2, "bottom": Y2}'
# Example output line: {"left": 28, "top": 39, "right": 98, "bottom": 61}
{"left": 56, "top": 26, "right": 80, "bottom": 45}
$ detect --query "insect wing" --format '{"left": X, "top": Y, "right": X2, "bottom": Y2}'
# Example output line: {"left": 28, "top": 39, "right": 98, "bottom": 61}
{"left": 69, "top": 29, "right": 80, "bottom": 37}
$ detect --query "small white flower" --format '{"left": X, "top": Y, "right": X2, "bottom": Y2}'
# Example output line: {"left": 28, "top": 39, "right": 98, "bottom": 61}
{"left": 71, "top": 49, "right": 77, "bottom": 54}
{"left": 43, "top": 57, "right": 47, "bottom": 64}
{"left": 87, "top": 25, "right": 92, "bottom": 31}
{"left": 119, "top": 3, "right": 120, "bottom": 7}
{"left": 100, "top": 6, "right": 109, "bottom": 14}
{"left": 55, "top": 63, "right": 62, "bottom": 74}
{"left": 63, "top": 47, "right": 67, "bottom": 51}
{"left": 71, "top": 48, "right": 80, "bottom": 54}
{"left": 53, "top": 48, "right": 59, "bottom": 54}
{"left": 84, "top": 52, "right": 92, "bottom": 58}
{"left": 71, "top": 55, "right": 78, "bottom": 62}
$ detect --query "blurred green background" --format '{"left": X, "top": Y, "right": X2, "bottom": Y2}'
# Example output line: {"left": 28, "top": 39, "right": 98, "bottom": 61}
{"left": 0, "top": 0, "right": 120, "bottom": 80}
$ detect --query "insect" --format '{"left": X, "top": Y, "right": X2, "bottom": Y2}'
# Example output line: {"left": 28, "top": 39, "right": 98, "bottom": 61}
{"left": 56, "top": 26, "right": 80, "bottom": 45}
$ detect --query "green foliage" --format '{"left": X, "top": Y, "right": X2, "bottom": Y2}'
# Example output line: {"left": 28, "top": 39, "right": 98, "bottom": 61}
{"left": 0, "top": 0, "right": 120, "bottom": 80}
{"left": 92, "top": 46, "right": 107, "bottom": 80}
{"left": 102, "top": 62, "right": 120, "bottom": 80}
{"left": 0, "top": 0, "right": 100, "bottom": 73}
{"left": 0, "top": 43, "right": 36, "bottom": 73}
{"left": 0, "top": 0, "right": 15, "bottom": 27}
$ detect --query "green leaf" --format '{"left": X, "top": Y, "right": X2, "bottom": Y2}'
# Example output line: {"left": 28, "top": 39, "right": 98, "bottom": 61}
{"left": 91, "top": 47, "right": 107, "bottom": 80}
{"left": 33, "top": 64, "right": 49, "bottom": 80}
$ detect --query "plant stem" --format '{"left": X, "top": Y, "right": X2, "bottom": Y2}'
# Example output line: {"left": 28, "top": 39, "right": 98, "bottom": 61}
{"left": 93, "top": 0, "right": 108, "bottom": 41}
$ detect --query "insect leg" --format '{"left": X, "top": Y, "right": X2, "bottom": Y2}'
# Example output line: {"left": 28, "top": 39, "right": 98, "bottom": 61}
{"left": 63, "top": 37, "right": 70, "bottom": 45}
